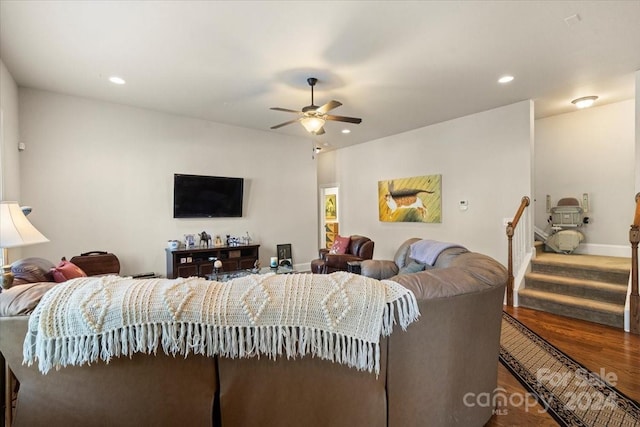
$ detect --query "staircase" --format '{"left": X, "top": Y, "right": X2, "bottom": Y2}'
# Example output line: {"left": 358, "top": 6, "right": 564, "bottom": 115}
{"left": 519, "top": 245, "right": 631, "bottom": 328}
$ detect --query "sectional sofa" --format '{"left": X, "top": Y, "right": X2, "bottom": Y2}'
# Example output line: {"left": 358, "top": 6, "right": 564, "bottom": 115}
{"left": 0, "top": 242, "right": 507, "bottom": 427}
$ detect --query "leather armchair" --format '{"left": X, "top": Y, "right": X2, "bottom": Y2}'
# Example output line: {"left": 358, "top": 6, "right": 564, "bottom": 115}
{"left": 310, "top": 235, "right": 375, "bottom": 274}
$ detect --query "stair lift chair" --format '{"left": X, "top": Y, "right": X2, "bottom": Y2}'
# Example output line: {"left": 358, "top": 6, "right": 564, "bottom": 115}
{"left": 544, "top": 197, "right": 589, "bottom": 254}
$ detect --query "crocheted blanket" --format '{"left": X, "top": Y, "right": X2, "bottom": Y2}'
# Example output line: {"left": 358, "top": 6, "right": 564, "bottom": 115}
{"left": 24, "top": 272, "right": 419, "bottom": 375}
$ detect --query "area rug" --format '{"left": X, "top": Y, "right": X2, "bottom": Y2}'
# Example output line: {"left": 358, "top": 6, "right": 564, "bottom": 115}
{"left": 499, "top": 312, "right": 640, "bottom": 426}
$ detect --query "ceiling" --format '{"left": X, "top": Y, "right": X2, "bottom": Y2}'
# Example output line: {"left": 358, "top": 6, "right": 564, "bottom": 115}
{"left": 1, "top": 1, "right": 639, "bottom": 150}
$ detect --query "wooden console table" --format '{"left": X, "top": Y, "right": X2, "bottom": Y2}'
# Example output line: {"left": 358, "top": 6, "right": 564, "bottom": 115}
{"left": 165, "top": 245, "right": 260, "bottom": 279}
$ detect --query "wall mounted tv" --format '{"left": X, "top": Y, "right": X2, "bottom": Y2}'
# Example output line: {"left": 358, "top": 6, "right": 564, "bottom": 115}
{"left": 173, "top": 174, "right": 244, "bottom": 218}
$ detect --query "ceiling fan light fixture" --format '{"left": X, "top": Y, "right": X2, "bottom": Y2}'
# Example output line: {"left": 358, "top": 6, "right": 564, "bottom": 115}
{"left": 571, "top": 96, "right": 598, "bottom": 109}
{"left": 270, "top": 77, "right": 361, "bottom": 135}
{"left": 301, "top": 116, "right": 325, "bottom": 134}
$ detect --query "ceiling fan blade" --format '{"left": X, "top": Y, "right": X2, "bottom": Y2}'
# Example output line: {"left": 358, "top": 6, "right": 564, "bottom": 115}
{"left": 270, "top": 107, "right": 302, "bottom": 113}
{"left": 314, "top": 127, "right": 326, "bottom": 136}
{"left": 316, "top": 100, "right": 342, "bottom": 114}
{"left": 325, "top": 114, "right": 362, "bottom": 124}
{"left": 270, "top": 119, "right": 300, "bottom": 129}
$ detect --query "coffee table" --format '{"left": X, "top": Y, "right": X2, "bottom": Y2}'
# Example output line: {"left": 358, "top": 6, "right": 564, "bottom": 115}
{"left": 207, "top": 266, "right": 297, "bottom": 282}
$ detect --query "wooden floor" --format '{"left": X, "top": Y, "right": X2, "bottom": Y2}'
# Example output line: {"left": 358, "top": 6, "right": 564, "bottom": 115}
{"left": 485, "top": 306, "right": 640, "bottom": 426}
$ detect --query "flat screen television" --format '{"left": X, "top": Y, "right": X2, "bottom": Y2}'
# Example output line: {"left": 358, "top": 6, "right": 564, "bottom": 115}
{"left": 173, "top": 174, "right": 244, "bottom": 218}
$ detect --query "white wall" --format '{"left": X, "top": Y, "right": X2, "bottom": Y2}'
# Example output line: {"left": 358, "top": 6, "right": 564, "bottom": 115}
{"left": 318, "top": 100, "right": 533, "bottom": 265}
{"left": 535, "top": 100, "right": 635, "bottom": 253}
{"left": 0, "top": 59, "right": 24, "bottom": 264}
{"left": 0, "top": 59, "right": 20, "bottom": 201}
{"left": 18, "top": 89, "right": 318, "bottom": 275}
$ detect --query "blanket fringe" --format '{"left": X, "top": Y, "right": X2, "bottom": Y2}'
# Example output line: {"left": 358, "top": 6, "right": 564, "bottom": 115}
{"left": 24, "top": 291, "right": 419, "bottom": 376}
{"left": 381, "top": 291, "right": 420, "bottom": 336}
{"left": 26, "top": 324, "right": 381, "bottom": 375}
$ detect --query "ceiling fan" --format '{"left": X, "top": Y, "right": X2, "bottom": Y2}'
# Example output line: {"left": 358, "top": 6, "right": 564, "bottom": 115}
{"left": 270, "top": 77, "right": 362, "bottom": 135}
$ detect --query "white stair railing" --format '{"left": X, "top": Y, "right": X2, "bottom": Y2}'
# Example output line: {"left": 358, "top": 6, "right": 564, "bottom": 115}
{"left": 506, "top": 196, "right": 531, "bottom": 306}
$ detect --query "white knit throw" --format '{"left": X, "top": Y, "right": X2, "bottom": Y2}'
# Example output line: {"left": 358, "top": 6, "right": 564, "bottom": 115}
{"left": 24, "top": 272, "right": 419, "bottom": 375}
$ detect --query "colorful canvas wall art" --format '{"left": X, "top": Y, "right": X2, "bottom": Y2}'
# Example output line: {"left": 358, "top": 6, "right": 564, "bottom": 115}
{"left": 378, "top": 175, "right": 442, "bottom": 223}
{"left": 325, "top": 194, "right": 337, "bottom": 220}
{"left": 325, "top": 223, "right": 339, "bottom": 249}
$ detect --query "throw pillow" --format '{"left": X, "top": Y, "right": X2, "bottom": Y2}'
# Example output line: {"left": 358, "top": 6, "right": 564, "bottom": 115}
{"left": 51, "top": 259, "right": 87, "bottom": 283}
{"left": 329, "top": 235, "right": 350, "bottom": 255}
{"left": 398, "top": 261, "right": 427, "bottom": 275}
{"left": 0, "top": 282, "right": 57, "bottom": 316}
{"left": 10, "top": 257, "right": 56, "bottom": 285}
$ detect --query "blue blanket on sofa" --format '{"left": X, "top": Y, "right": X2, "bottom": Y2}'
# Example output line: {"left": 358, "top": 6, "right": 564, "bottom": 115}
{"left": 409, "top": 240, "right": 466, "bottom": 266}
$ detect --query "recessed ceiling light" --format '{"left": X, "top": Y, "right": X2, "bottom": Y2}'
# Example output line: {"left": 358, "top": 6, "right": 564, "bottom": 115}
{"left": 498, "top": 75, "right": 514, "bottom": 84}
{"left": 341, "top": 129, "right": 351, "bottom": 134}
{"left": 109, "top": 76, "right": 126, "bottom": 85}
{"left": 571, "top": 96, "right": 598, "bottom": 109}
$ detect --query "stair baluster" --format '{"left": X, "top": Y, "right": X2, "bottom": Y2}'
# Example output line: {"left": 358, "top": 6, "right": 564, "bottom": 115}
{"left": 630, "top": 192, "right": 640, "bottom": 335}
{"left": 506, "top": 196, "right": 530, "bottom": 306}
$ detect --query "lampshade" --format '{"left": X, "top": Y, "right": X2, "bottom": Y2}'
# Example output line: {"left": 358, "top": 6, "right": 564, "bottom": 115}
{"left": 0, "top": 201, "right": 49, "bottom": 249}
{"left": 300, "top": 116, "right": 325, "bottom": 134}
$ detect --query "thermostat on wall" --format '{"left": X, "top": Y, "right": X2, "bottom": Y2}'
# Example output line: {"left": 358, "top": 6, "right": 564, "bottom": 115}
{"left": 582, "top": 193, "right": 589, "bottom": 213}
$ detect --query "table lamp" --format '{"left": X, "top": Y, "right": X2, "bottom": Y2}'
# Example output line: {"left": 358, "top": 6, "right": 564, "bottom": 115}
{"left": 0, "top": 201, "right": 49, "bottom": 289}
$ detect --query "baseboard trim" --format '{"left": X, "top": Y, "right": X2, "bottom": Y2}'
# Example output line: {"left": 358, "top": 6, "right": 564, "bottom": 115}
{"left": 293, "top": 262, "right": 310, "bottom": 273}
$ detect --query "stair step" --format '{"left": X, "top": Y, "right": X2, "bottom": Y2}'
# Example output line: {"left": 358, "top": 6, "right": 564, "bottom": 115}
{"left": 531, "top": 253, "right": 630, "bottom": 285}
{"left": 519, "top": 288, "right": 624, "bottom": 328}
{"left": 524, "top": 272, "right": 627, "bottom": 304}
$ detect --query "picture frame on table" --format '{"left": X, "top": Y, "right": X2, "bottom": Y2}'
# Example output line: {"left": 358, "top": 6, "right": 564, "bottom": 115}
{"left": 277, "top": 244, "right": 293, "bottom": 267}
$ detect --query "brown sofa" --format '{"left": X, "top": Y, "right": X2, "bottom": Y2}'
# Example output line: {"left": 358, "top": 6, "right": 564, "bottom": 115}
{"left": 0, "top": 243, "right": 507, "bottom": 427}
{"left": 310, "top": 235, "right": 375, "bottom": 273}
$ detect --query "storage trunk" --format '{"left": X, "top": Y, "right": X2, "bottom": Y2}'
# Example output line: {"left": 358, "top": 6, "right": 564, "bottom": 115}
{"left": 69, "top": 251, "right": 120, "bottom": 276}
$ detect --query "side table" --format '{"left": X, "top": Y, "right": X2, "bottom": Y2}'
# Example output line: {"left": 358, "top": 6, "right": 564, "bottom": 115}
{"left": 2, "top": 355, "right": 14, "bottom": 427}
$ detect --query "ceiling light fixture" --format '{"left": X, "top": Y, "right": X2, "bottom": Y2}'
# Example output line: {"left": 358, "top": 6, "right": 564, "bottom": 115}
{"left": 109, "top": 76, "right": 126, "bottom": 85}
{"left": 341, "top": 129, "right": 351, "bottom": 134}
{"left": 498, "top": 75, "right": 514, "bottom": 84}
{"left": 300, "top": 116, "right": 326, "bottom": 134}
{"left": 270, "top": 77, "right": 361, "bottom": 135}
{"left": 571, "top": 96, "right": 598, "bottom": 109}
